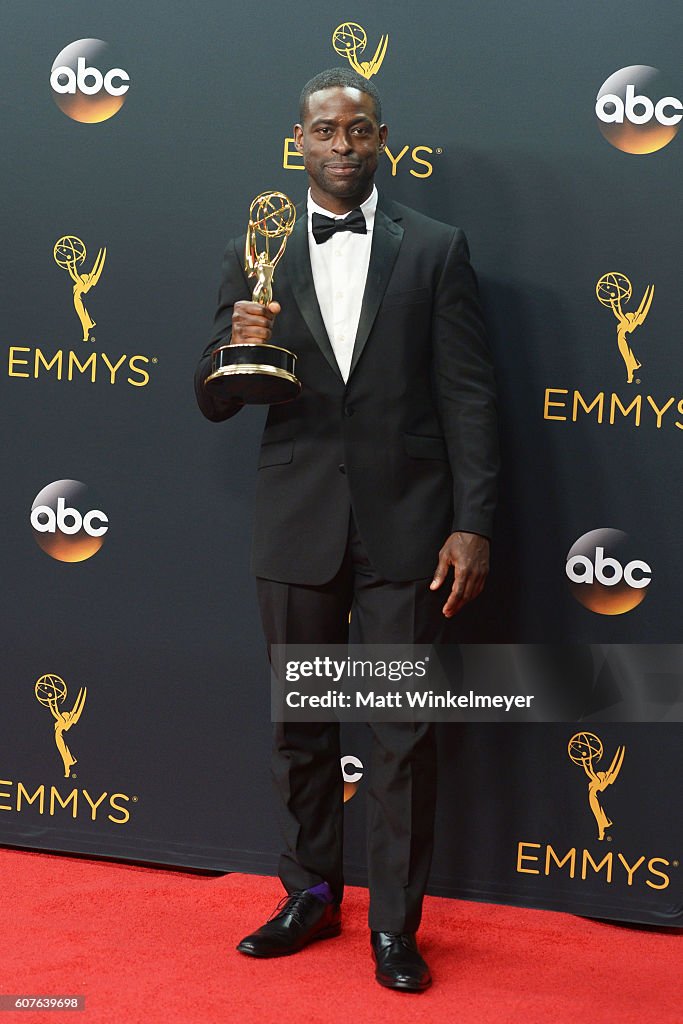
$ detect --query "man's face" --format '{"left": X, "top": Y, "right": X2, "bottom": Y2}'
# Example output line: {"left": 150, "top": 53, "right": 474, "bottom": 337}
{"left": 294, "top": 86, "right": 388, "bottom": 214}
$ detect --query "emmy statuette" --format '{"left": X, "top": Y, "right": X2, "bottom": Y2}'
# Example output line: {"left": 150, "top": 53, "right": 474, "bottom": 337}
{"left": 205, "top": 191, "right": 301, "bottom": 404}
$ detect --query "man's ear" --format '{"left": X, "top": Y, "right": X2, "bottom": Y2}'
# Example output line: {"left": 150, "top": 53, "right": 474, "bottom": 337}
{"left": 293, "top": 124, "right": 304, "bottom": 153}
{"left": 378, "top": 123, "right": 388, "bottom": 152}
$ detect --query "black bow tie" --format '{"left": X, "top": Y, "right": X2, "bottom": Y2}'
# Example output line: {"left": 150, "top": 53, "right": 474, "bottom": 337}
{"left": 311, "top": 208, "right": 367, "bottom": 245}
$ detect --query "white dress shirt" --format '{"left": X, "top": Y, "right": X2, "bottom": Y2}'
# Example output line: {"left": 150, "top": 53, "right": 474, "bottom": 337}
{"left": 307, "top": 185, "right": 377, "bottom": 382}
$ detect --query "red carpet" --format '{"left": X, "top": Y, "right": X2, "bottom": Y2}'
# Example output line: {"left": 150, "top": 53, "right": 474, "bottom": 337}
{"left": 1, "top": 847, "right": 679, "bottom": 1024}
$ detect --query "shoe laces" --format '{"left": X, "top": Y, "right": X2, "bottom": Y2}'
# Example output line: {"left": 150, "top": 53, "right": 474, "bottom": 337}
{"left": 268, "top": 890, "right": 315, "bottom": 928}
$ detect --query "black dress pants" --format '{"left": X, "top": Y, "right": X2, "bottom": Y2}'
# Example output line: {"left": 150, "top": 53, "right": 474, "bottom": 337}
{"left": 256, "top": 512, "right": 444, "bottom": 933}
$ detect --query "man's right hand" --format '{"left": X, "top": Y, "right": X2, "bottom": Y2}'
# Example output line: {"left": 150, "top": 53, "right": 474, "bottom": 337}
{"left": 230, "top": 300, "right": 281, "bottom": 345}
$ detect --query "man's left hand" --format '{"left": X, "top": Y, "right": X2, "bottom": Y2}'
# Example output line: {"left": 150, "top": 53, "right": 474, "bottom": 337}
{"left": 430, "top": 532, "right": 490, "bottom": 618}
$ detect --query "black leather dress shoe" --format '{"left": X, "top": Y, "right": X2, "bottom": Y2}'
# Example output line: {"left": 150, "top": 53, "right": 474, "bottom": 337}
{"left": 371, "top": 931, "right": 432, "bottom": 991}
{"left": 236, "top": 890, "right": 341, "bottom": 958}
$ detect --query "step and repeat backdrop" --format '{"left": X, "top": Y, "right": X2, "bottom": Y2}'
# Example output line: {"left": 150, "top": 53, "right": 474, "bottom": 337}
{"left": 1, "top": 1, "right": 681, "bottom": 925}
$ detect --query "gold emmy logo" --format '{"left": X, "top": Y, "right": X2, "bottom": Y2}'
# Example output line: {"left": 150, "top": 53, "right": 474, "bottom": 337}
{"left": 332, "top": 22, "right": 388, "bottom": 79}
{"left": 35, "top": 674, "right": 87, "bottom": 778}
{"left": 596, "top": 272, "right": 654, "bottom": 384}
{"left": 568, "top": 732, "right": 625, "bottom": 841}
{"left": 54, "top": 235, "right": 107, "bottom": 342}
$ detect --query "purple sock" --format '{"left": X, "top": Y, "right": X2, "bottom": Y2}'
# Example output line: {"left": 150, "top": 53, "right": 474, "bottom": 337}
{"left": 306, "top": 881, "right": 335, "bottom": 904}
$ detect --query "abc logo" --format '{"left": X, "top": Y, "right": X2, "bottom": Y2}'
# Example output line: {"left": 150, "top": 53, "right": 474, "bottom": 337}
{"left": 50, "top": 39, "right": 129, "bottom": 123}
{"left": 596, "top": 65, "right": 682, "bottom": 154}
{"left": 566, "top": 529, "right": 651, "bottom": 615}
{"left": 341, "top": 754, "right": 363, "bottom": 802}
{"left": 31, "top": 480, "right": 108, "bottom": 563}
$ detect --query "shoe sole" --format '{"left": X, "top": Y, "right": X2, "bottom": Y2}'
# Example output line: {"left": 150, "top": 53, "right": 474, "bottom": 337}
{"left": 236, "top": 921, "right": 342, "bottom": 958}
{"left": 375, "top": 974, "right": 432, "bottom": 992}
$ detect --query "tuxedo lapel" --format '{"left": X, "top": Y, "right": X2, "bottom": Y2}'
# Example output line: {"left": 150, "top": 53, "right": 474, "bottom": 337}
{"left": 348, "top": 198, "right": 404, "bottom": 379}
{"left": 286, "top": 211, "right": 342, "bottom": 380}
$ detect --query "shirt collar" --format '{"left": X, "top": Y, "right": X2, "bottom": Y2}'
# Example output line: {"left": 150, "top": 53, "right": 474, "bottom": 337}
{"left": 307, "top": 185, "right": 377, "bottom": 232}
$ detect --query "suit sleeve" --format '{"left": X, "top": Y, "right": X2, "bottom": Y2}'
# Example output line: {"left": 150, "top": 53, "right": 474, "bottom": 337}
{"left": 194, "top": 235, "right": 252, "bottom": 422}
{"left": 432, "top": 228, "right": 499, "bottom": 538}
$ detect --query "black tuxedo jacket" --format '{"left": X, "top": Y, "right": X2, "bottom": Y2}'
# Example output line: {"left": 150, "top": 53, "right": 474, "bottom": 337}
{"left": 195, "top": 193, "right": 499, "bottom": 585}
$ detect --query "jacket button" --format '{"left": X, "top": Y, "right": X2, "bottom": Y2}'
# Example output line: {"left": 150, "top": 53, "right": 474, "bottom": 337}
{"left": 338, "top": 464, "right": 346, "bottom": 474}
{"left": 344, "top": 405, "right": 354, "bottom": 417}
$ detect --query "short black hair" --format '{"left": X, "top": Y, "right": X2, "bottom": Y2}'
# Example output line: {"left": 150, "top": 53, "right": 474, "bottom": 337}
{"left": 299, "top": 67, "right": 382, "bottom": 123}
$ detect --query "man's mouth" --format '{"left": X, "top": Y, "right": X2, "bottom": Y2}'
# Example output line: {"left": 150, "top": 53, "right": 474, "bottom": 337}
{"left": 325, "top": 163, "right": 360, "bottom": 175}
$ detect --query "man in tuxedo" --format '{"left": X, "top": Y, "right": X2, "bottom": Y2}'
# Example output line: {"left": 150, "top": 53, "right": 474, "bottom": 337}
{"left": 195, "top": 67, "right": 499, "bottom": 991}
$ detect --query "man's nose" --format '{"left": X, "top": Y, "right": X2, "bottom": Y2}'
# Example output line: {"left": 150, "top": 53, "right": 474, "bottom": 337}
{"left": 331, "top": 130, "right": 353, "bottom": 153}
